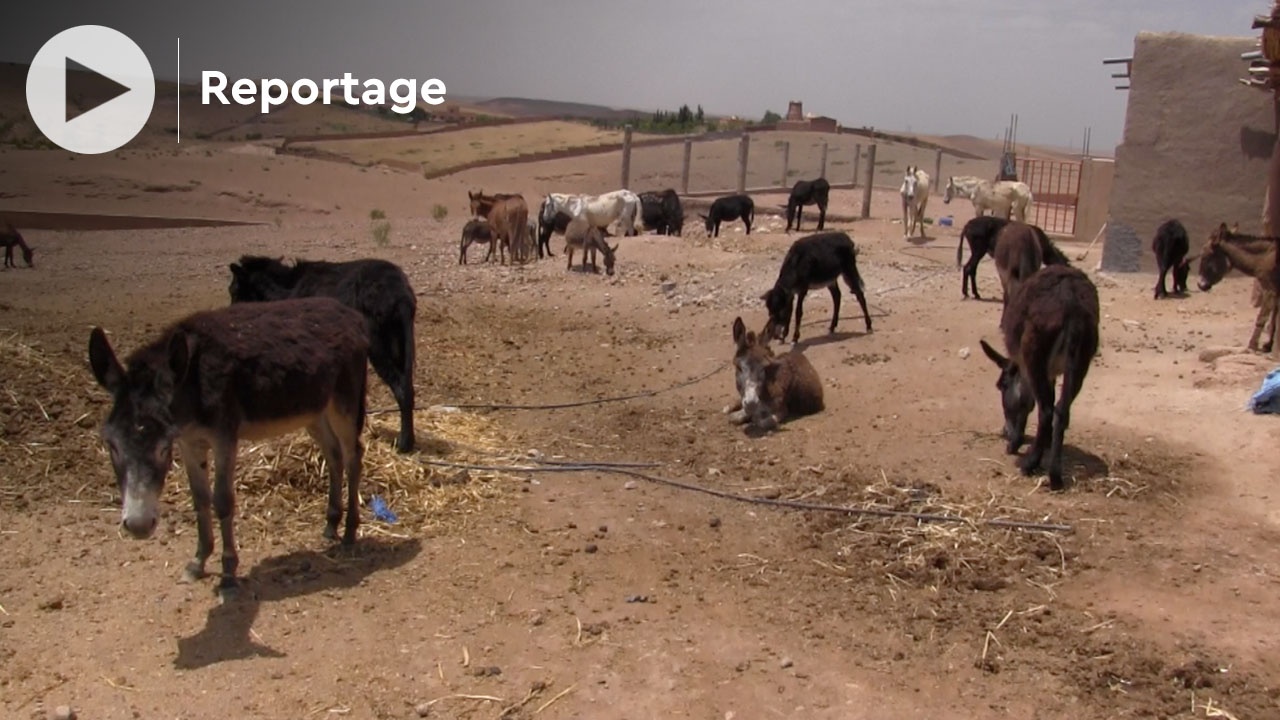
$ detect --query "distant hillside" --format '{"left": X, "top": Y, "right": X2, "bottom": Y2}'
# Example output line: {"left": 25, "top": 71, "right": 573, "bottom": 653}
{"left": 469, "top": 96, "right": 649, "bottom": 121}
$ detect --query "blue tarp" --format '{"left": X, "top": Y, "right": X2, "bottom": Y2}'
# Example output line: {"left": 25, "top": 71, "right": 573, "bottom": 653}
{"left": 369, "top": 494, "right": 399, "bottom": 523}
{"left": 1247, "top": 367, "right": 1280, "bottom": 414}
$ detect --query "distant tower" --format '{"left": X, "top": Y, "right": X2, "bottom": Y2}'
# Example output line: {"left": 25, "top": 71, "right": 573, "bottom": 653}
{"left": 786, "top": 101, "right": 804, "bottom": 121}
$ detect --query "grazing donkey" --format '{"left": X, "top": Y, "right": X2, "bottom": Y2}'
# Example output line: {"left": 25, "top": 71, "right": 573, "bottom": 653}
{"left": 88, "top": 297, "right": 370, "bottom": 595}
{"left": 1151, "top": 218, "right": 1192, "bottom": 299}
{"left": 1, "top": 222, "right": 33, "bottom": 268}
{"left": 459, "top": 218, "right": 497, "bottom": 265}
{"left": 991, "top": 221, "right": 1071, "bottom": 326}
{"left": 1196, "top": 222, "right": 1280, "bottom": 352}
{"left": 228, "top": 255, "right": 418, "bottom": 453}
{"left": 956, "top": 215, "right": 1011, "bottom": 300}
{"left": 761, "top": 231, "right": 873, "bottom": 344}
{"left": 785, "top": 178, "right": 830, "bottom": 233}
{"left": 723, "top": 316, "right": 824, "bottom": 432}
{"left": 979, "top": 264, "right": 1100, "bottom": 492}
{"left": 564, "top": 225, "right": 618, "bottom": 276}
{"left": 900, "top": 166, "right": 932, "bottom": 239}
{"left": 701, "top": 194, "right": 754, "bottom": 237}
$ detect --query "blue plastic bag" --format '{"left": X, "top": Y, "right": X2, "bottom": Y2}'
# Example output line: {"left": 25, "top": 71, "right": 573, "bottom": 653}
{"left": 1246, "top": 367, "right": 1280, "bottom": 414}
{"left": 369, "top": 494, "right": 399, "bottom": 523}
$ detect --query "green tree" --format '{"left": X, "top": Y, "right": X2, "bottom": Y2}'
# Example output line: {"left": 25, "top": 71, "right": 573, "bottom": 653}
{"left": 762, "top": 109, "right": 782, "bottom": 124}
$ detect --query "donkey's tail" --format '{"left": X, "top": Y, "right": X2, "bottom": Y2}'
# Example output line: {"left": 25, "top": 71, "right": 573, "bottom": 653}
{"left": 957, "top": 230, "right": 967, "bottom": 268}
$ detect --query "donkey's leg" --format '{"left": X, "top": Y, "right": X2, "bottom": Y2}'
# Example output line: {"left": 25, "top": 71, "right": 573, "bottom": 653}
{"left": 826, "top": 283, "right": 842, "bottom": 335}
{"left": 1154, "top": 263, "right": 1169, "bottom": 299}
{"left": 210, "top": 438, "right": 242, "bottom": 595}
{"left": 307, "top": 417, "right": 345, "bottom": 540}
{"left": 1248, "top": 301, "right": 1270, "bottom": 351}
{"left": 817, "top": 203, "right": 826, "bottom": 231}
{"left": 1047, "top": 361, "right": 1090, "bottom": 492}
{"left": 965, "top": 254, "right": 984, "bottom": 300}
{"left": 845, "top": 271, "right": 873, "bottom": 333}
{"left": 177, "top": 436, "right": 214, "bottom": 583}
{"left": 1019, "top": 370, "right": 1057, "bottom": 480}
{"left": 792, "top": 288, "right": 809, "bottom": 344}
{"left": 328, "top": 405, "right": 366, "bottom": 546}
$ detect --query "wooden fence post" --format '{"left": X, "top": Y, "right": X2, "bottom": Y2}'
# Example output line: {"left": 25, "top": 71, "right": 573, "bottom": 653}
{"left": 780, "top": 141, "right": 790, "bottom": 188}
{"left": 819, "top": 142, "right": 828, "bottom": 179}
{"left": 861, "top": 144, "right": 877, "bottom": 219}
{"left": 681, "top": 137, "right": 693, "bottom": 195}
{"left": 852, "top": 143, "right": 862, "bottom": 188}
{"left": 620, "top": 125, "right": 633, "bottom": 190}
{"left": 933, "top": 148, "right": 943, "bottom": 195}
{"left": 737, "top": 132, "right": 749, "bottom": 194}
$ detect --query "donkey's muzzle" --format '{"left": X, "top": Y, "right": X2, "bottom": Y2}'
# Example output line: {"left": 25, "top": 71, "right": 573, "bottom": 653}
{"left": 122, "top": 514, "right": 158, "bottom": 539}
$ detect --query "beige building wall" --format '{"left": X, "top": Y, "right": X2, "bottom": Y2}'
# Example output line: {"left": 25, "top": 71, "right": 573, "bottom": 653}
{"left": 1102, "top": 32, "right": 1275, "bottom": 273}
{"left": 1074, "top": 158, "right": 1114, "bottom": 247}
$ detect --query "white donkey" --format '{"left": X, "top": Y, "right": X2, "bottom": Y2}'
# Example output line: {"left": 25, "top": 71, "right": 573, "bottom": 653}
{"left": 543, "top": 189, "right": 641, "bottom": 240}
{"left": 943, "top": 175, "right": 1033, "bottom": 222}
{"left": 900, "top": 166, "right": 931, "bottom": 239}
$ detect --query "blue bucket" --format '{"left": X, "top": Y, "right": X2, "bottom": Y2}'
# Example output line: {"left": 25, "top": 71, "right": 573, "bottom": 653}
{"left": 938, "top": 216, "right": 953, "bottom": 227}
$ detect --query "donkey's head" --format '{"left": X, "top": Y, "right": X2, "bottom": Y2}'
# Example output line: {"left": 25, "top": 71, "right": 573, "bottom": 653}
{"left": 760, "top": 286, "right": 795, "bottom": 343}
{"left": 228, "top": 256, "right": 293, "bottom": 303}
{"left": 731, "top": 316, "right": 778, "bottom": 421}
{"left": 1196, "top": 223, "right": 1235, "bottom": 292}
{"left": 979, "top": 339, "right": 1034, "bottom": 454}
{"left": 901, "top": 166, "right": 920, "bottom": 200}
{"left": 600, "top": 242, "right": 619, "bottom": 276}
{"left": 88, "top": 327, "right": 192, "bottom": 539}
{"left": 942, "top": 176, "right": 956, "bottom": 204}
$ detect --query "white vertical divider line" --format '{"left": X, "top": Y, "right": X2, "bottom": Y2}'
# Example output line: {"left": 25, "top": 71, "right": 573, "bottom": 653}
{"left": 177, "top": 37, "right": 180, "bottom": 144}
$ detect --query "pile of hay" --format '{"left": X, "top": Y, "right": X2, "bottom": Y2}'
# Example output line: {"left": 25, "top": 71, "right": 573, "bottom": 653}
{"left": 813, "top": 475, "right": 1070, "bottom": 591}
{"left": 0, "top": 329, "right": 523, "bottom": 546}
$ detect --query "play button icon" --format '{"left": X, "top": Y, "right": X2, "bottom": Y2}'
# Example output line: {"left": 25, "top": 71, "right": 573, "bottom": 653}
{"left": 26, "top": 25, "right": 156, "bottom": 155}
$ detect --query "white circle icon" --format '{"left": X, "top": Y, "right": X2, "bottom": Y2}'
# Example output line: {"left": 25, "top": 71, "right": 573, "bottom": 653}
{"left": 26, "top": 25, "right": 156, "bottom": 155}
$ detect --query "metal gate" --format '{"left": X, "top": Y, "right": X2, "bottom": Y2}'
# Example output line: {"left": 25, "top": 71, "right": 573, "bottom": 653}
{"left": 1019, "top": 158, "right": 1081, "bottom": 235}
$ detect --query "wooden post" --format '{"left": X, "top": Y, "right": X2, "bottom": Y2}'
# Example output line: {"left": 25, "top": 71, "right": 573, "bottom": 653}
{"left": 819, "top": 142, "right": 828, "bottom": 179}
{"left": 861, "top": 144, "right": 877, "bottom": 219}
{"left": 681, "top": 137, "right": 692, "bottom": 194}
{"left": 780, "top": 141, "right": 790, "bottom": 187}
{"left": 737, "top": 132, "right": 749, "bottom": 194}
{"left": 852, "top": 143, "right": 862, "bottom": 188}
{"left": 620, "top": 125, "right": 633, "bottom": 190}
{"left": 933, "top": 149, "right": 943, "bottom": 195}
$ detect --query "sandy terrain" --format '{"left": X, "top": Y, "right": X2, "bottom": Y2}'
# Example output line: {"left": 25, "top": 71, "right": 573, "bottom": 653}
{"left": 1, "top": 117, "right": 1279, "bottom": 720}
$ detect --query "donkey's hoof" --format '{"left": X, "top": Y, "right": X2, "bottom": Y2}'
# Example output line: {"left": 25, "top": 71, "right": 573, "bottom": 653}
{"left": 323, "top": 524, "right": 339, "bottom": 541}
{"left": 181, "top": 562, "right": 207, "bottom": 584}
{"left": 1048, "top": 474, "right": 1067, "bottom": 492}
{"left": 216, "top": 578, "right": 242, "bottom": 603}
{"left": 1017, "top": 454, "right": 1042, "bottom": 476}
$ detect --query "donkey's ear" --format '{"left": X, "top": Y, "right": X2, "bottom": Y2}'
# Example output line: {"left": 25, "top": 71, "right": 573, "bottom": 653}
{"left": 167, "top": 331, "right": 194, "bottom": 384}
{"left": 88, "top": 327, "right": 124, "bottom": 393}
{"left": 979, "top": 339, "right": 1008, "bottom": 369}
{"left": 610, "top": 243, "right": 619, "bottom": 253}
{"left": 229, "top": 262, "right": 242, "bottom": 276}
{"left": 732, "top": 316, "right": 747, "bottom": 344}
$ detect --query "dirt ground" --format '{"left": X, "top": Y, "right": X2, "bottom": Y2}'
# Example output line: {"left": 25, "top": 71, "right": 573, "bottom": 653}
{"left": 3, "top": 142, "right": 1280, "bottom": 720}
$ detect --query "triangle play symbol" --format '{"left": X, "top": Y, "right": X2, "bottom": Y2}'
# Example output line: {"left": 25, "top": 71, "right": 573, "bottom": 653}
{"left": 65, "top": 57, "right": 133, "bottom": 123}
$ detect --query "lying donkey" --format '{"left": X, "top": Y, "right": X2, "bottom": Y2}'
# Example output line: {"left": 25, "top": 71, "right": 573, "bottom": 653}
{"left": 723, "top": 316, "right": 825, "bottom": 432}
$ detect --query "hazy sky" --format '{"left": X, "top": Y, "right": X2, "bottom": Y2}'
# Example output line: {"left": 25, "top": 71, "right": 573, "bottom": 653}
{"left": 1, "top": 1, "right": 1267, "bottom": 151}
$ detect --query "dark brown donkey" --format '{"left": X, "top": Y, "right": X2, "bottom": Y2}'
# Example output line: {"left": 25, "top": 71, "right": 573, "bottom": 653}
{"left": 1, "top": 221, "right": 34, "bottom": 268}
{"left": 1196, "top": 222, "right": 1280, "bottom": 352}
{"left": 469, "top": 190, "right": 532, "bottom": 264}
{"left": 228, "top": 255, "right": 418, "bottom": 452}
{"left": 723, "top": 316, "right": 824, "bottom": 432}
{"left": 992, "top": 221, "right": 1071, "bottom": 326}
{"left": 979, "top": 264, "right": 1099, "bottom": 492}
{"left": 88, "top": 297, "right": 370, "bottom": 597}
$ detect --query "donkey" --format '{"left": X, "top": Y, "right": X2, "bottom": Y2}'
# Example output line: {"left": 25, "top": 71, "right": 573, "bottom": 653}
{"left": 956, "top": 215, "right": 1011, "bottom": 300}
{"left": 1196, "top": 222, "right": 1280, "bottom": 352}
{"left": 979, "top": 264, "right": 1100, "bottom": 492}
{"left": 944, "top": 176, "right": 1032, "bottom": 222}
{"left": 459, "top": 218, "right": 496, "bottom": 265}
{"left": 565, "top": 225, "right": 618, "bottom": 276}
{"left": 1151, "top": 218, "right": 1192, "bottom": 299}
{"left": 723, "top": 316, "right": 824, "bottom": 432}
{"left": 470, "top": 190, "right": 532, "bottom": 264}
{"left": 900, "top": 166, "right": 931, "bottom": 239}
{"left": 228, "top": 255, "right": 418, "bottom": 453}
{"left": 1, "top": 222, "right": 34, "bottom": 268}
{"left": 701, "top": 194, "right": 754, "bottom": 237}
{"left": 638, "top": 188, "right": 684, "bottom": 236}
{"left": 761, "top": 231, "right": 873, "bottom": 344}
{"left": 785, "top": 178, "right": 830, "bottom": 233}
{"left": 88, "top": 297, "right": 370, "bottom": 596}
{"left": 992, "top": 221, "right": 1071, "bottom": 326}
